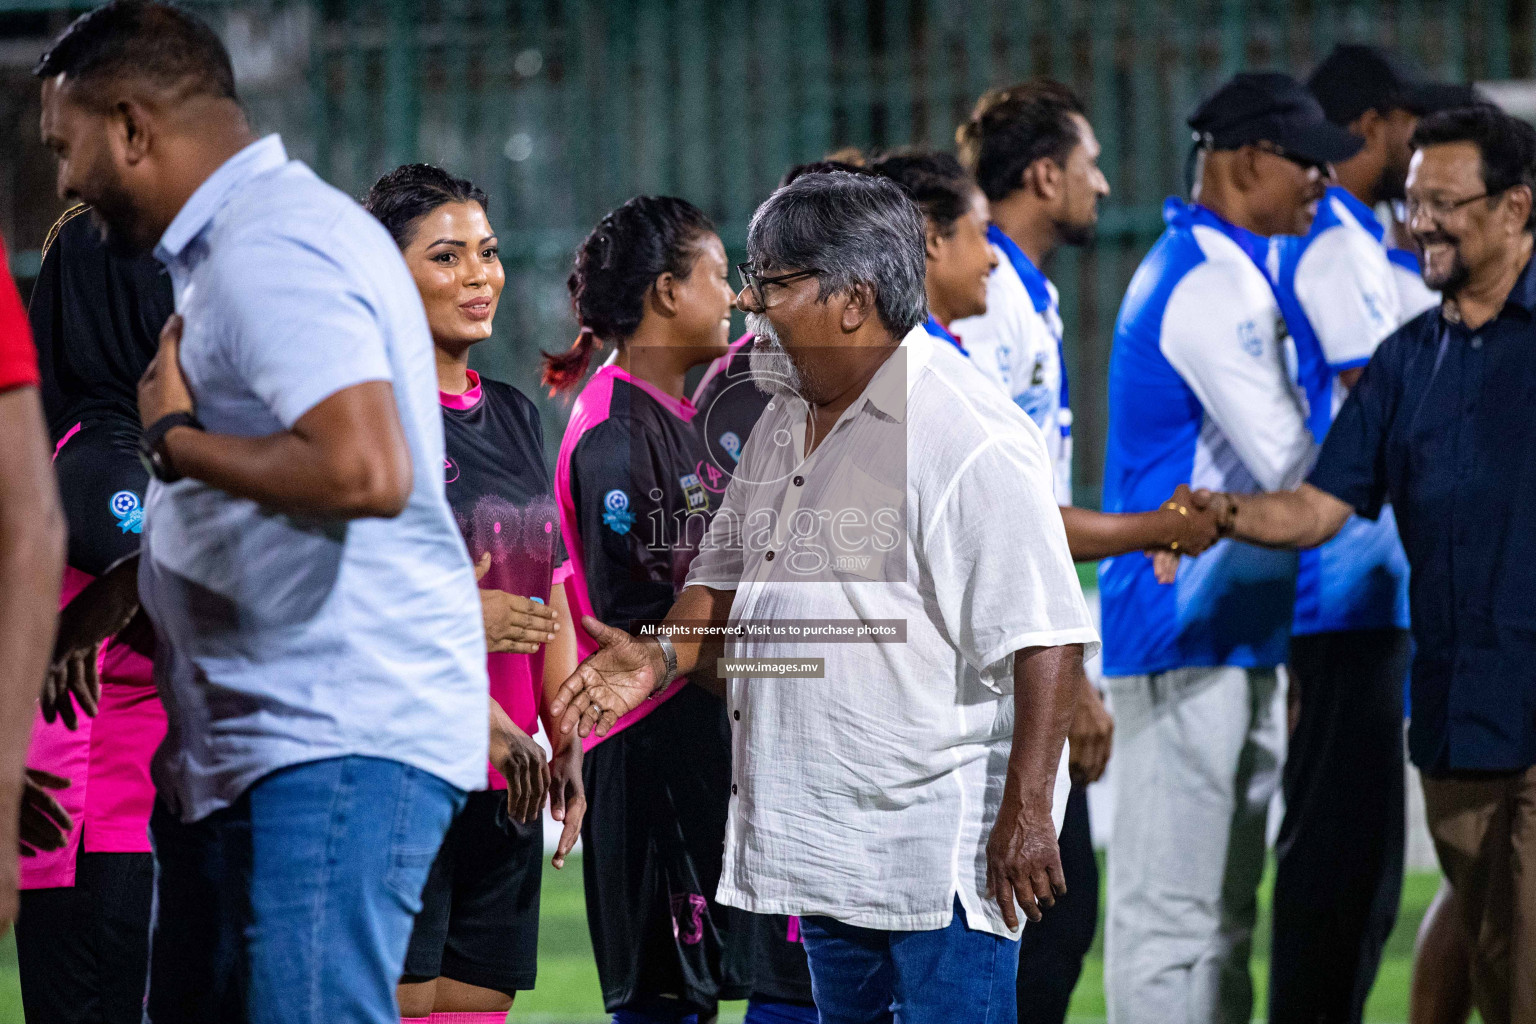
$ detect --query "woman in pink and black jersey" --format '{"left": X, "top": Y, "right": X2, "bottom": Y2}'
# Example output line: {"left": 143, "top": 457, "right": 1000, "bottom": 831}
{"left": 544, "top": 197, "right": 742, "bottom": 1024}
{"left": 366, "top": 165, "right": 581, "bottom": 1024}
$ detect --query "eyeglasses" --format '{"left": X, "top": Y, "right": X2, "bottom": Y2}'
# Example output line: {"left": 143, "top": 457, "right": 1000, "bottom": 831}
{"left": 1404, "top": 186, "right": 1510, "bottom": 222}
{"left": 736, "top": 262, "right": 816, "bottom": 311}
{"left": 1252, "top": 140, "right": 1327, "bottom": 177}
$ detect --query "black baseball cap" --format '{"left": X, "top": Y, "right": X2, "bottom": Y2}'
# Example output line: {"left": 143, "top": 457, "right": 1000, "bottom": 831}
{"left": 1189, "top": 71, "right": 1363, "bottom": 166}
{"left": 1307, "top": 45, "right": 1472, "bottom": 125}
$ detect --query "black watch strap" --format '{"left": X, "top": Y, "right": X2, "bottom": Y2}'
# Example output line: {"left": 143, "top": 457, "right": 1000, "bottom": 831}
{"left": 140, "top": 411, "right": 203, "bottom": 483}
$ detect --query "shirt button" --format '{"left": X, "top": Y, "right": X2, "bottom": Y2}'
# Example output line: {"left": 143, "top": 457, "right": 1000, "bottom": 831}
{"left": 733, "top": 709, "right": 740, "bottom": 721}
{"left": 765, "top": 550, "right": 775, "bottom": 561}
{"left": 793, "top": 475, "right": 804, "bottom": 487}
{"left": 1471, "top": 335, "right": 1484, "bottom": 349}
{"left": 731, "top": 784, "right": 739, "bottom": 795}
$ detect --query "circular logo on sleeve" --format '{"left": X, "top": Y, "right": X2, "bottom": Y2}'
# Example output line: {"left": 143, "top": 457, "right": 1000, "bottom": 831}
{"left": 110, "top": 490, "right": 144, "bottom": 534}
{"left": 601, "top": 489, "right": 635, "bottom": 535}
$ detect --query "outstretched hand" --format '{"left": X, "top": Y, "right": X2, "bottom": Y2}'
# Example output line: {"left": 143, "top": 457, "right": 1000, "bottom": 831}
{"left": 547, "top": 617, "right": 666, "bottom": 739}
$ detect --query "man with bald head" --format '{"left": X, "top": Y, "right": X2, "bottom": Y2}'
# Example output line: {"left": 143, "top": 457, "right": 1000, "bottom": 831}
{"left": 1098, "top": 72, "right": 1359, "bottom": 1024}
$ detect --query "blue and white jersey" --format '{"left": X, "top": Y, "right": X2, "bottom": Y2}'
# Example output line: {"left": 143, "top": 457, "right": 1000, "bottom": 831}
{"left": 1269, "top": 186, "right": 1410, "bottom": 636}
{"left": 921, "top": 314, "right": 969, "bottom": 357}
{"left": 1388, "top": 246, "right": 1441, "bottom": 321}
{"left": 951, "top": 225, "right": 1073, "bottom": 503}
{"left": 1099, "top": 199, "right": 1313, "bottom": 676}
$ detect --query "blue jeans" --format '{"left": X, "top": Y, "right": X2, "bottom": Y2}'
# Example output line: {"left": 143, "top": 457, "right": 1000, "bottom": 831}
{"left": 145, "top": 755, "right": 464, "bottom": 1023}
{"left": 800, "top": 897, "right": 1020, "bottom": 1024}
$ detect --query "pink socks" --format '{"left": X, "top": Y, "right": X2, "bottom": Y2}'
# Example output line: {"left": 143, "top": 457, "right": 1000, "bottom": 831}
{"left": 426, "top": 1014, "right": 509, "bottom": 1023}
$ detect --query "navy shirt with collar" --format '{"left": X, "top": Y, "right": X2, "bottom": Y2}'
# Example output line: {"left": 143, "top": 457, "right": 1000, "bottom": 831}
{"left": 1310, "top": 254, "right": 1536, "bottom": 776}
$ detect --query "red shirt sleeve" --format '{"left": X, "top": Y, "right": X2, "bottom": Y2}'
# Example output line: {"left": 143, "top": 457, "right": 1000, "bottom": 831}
{"left": 0, "top": 233, "right": 40, "bottom": 393}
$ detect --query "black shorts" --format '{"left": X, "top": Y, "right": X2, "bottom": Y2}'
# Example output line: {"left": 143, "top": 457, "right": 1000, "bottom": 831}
{"left": 725, "top": 909, "right": 815, "bottom": 1005}
{"left": 402, "top": 789, "right": 544, "bottom": 996}
{"left": 581, "top": 684, "right": 744, "bottom": 1013}
{"left": 16, "top": 851, "right": 156, "bottom": 1024}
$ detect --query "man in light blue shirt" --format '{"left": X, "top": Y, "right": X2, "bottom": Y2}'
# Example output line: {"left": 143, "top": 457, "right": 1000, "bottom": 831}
{"left": 36, "top": 5, "right": 486, "bottom": 1022}
{"left": 1099, "top": 73, "right": 1358, "bottom": 1024}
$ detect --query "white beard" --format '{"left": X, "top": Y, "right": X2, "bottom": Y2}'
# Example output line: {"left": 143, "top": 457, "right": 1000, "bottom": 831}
{"left": 746, "top": 313, "right": 804, "bottom": 398}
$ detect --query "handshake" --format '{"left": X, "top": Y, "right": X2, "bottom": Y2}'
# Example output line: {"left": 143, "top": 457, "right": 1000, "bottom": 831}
{"left": 1148, "top": 484, "right": 1238, "bottom": 583}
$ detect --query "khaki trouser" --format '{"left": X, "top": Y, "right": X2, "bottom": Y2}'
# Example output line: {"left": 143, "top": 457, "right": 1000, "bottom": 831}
{"left": 1421, "top": 765, "right": 1536, "bottom": 1024}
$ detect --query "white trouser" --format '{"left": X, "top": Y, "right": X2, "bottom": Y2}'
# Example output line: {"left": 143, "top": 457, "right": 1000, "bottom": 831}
{"left": 1103, "top": 665, "right": 1286, "bottom": 1024}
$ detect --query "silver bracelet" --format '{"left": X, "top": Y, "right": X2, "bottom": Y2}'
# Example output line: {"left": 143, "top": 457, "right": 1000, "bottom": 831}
{"left": 649, "top": 633, "right": 678, "bottom": 698}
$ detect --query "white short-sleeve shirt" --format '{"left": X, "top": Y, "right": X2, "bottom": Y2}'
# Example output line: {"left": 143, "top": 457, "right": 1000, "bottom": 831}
{"left": 685, "top": 326, "right": 1099, "bottom": 939}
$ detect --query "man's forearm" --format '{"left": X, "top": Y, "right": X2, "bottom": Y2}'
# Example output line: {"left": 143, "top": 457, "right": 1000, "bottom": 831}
{"left": 1006, "top": 644, "right": 1083, "bottom": 808}
{"left": 163, "top": 423, "right": 407, "bottom": 519}
{"left": 1060, "top": 505, "right": 1180, "bottom": 561}
{"left": 1225, "top": 484, "right": 1350, "bottom": 550}
{"left": 540, "top": 584, "right": 580, "bottom": 752}
{"left": 656, "top": 585, "right": 736, "bottom": 679}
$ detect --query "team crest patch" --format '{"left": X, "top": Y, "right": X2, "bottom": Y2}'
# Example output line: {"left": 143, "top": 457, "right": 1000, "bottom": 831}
{"left": 602, "top": 488, "right": 635, "bottom": 535}
{"left": 110, "top": 490, "right": 144, "bottom": 534}
{"left": 719, "top": 431, "right": 742, "bottom": 462}
{"left": 679, "top": 473, "right": 710, "bottom": 513}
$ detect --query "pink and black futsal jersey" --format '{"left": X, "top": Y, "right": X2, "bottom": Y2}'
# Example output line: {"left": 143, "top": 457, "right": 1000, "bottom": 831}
{"left": 555, "top": 357, "right": 720, "bottom": 748}
{"left": 692, "top": 333, "right": 770, "bottom": 488}
{"left": 441, "top": 369, "right": 569, "bottom": 787}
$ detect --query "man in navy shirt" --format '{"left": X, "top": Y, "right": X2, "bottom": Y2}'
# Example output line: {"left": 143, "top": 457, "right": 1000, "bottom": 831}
{"left": 1097, "top": 73, "right": 1357, "bottom": 1024}
{"left": 1197, "top": 104, "right": 1536, "bottom": 1024}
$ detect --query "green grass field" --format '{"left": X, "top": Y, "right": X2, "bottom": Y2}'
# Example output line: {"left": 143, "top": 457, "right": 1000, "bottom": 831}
{"left": 0, "top": 860, "right": 1446, "bottom": 1023}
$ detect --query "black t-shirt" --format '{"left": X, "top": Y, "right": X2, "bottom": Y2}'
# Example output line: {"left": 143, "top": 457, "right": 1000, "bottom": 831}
{"left": 441, "top": 371, "right": 566, "bottom": 739}
{"left": 691, "top": 335, "right": 772, "bottom": 491}
{"left": 29, "top": 206, "right": 173, "bottom": 442}
{"left": 29, "top": 206, "right": 169, "bottom": 576}
{"left": 558, "top": 366, "right": 720, "bottom": 646}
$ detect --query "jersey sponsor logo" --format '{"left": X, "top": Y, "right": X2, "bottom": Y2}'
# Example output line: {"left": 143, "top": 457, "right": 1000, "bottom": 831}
{"left": 1237, "top": 318, "right": 1264, "bottom": 358}
{"left": 719, "top": 430, "right": 742, "bottom": 462}
{"left": 679, "top": 472, "right": 710, "bottom": 512}
{"left": 444, "top": 456, "right": 459, "bottom": 484}
{"left": 110, "top": 490, "right": 144, "bottom": 534}
{"left": 1363, "top": 290, "right": 1387, "bottom": 330}
{"left": 601, "top": 488, "right": 635, "bottom": 535}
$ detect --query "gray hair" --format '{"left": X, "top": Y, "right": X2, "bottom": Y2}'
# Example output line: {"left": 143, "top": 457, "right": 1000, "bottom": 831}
{"left": 746, "top": 171, "right": 928, "bottom": 337}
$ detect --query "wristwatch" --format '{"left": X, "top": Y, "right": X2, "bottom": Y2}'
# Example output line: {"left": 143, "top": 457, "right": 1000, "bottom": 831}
{"left": 648, "top": 633, "right": 679, "bottom": 699}
{"left": 138, "top": 411, "right": 203, "bottom": 483}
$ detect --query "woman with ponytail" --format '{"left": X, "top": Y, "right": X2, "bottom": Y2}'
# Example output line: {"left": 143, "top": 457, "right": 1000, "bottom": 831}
{"left": 365, "top": 164, "right": 582, "bottom": 1024}
{"left": 548, "top": 196, "right": 739, "bottom": 1024}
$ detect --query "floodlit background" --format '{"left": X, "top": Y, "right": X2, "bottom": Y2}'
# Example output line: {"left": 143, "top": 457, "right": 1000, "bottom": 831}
{"left": 1, "top": 2, "right": 1530, "bottom": 1020}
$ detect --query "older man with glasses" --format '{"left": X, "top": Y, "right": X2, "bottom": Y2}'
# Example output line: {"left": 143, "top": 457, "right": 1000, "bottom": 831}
{"left": 550, "top": 170, "right": 1099, "bottom": 1024}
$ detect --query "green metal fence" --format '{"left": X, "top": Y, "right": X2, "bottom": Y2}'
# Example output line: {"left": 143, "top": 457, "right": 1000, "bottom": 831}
{"left": 2, "top": 0, "right": 1531, "bottom": 500}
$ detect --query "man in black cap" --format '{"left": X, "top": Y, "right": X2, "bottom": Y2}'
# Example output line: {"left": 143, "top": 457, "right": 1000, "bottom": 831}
{"left": 1260, "top": 46, "right": 1477, "bottom": 1024}
{"left": 1187, "top": 102, "right": 1536, "bottom": 1024}
{"left": 1308, "top": 44, "right": 1484, "bottom": 317}
{"left": 1098, "top": 72, "right": 1359, "bottom": 1024}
